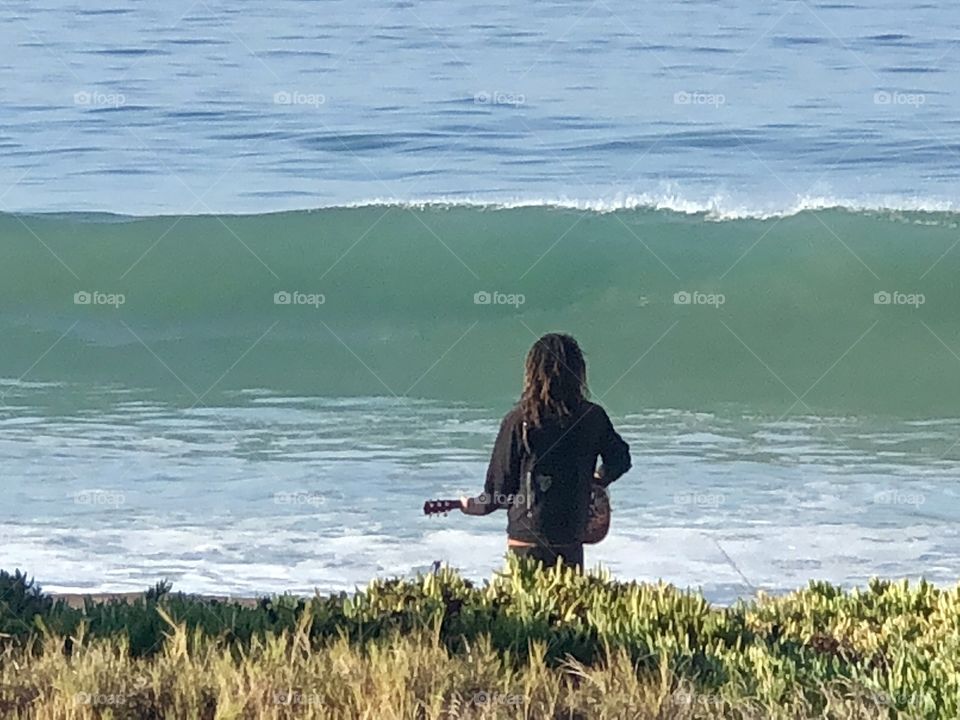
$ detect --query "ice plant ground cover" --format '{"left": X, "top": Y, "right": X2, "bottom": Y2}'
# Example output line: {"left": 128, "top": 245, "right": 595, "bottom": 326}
{"left": 0, "top": 560, "right": 956, "bottom": 718}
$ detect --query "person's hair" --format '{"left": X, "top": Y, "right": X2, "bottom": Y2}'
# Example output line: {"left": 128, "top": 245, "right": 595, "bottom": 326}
{"left": 519, "top": 333, "right": 588, "bottom": 426}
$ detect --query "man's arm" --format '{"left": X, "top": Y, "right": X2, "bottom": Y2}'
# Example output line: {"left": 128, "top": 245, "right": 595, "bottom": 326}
{"left": 461, "top": 412, "right": 521, "bottom": 515}
{"left": 594, "top": 407, "right": 631, "bottom": 487}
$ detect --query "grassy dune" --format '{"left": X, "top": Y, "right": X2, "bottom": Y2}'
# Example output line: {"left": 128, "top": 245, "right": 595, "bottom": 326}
{"left": 0, "top": 560, "right": 955, "bottom": 719}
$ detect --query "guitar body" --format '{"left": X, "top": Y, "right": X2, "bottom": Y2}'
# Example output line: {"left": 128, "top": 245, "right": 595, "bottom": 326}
{"left": 581, "top": 485, "right": 610, "bottom": 544}
{"left": 424, "top": 485, "right": 611, "bottom": 545}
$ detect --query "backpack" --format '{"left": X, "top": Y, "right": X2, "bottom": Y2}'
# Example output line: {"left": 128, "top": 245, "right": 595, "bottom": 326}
{"left": 520, "top": 420, "right": 610, "bottom": 545}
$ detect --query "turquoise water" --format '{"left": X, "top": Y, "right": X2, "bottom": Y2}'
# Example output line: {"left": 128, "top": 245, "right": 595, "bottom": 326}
{"left": 2, "top": 1, "right": 960, "bottom": 599}
{"left": 2, "top": 206, "right": 959, "bottom": 415}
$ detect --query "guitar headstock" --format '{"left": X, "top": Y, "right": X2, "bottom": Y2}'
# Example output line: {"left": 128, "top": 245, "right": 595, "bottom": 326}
{"left": 423, "top": 499, "right": 460, "bottom": 516}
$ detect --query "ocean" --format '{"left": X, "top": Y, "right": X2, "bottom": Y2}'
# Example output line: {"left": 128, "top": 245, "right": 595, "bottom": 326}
{"left": 2, "top": 0, "right": 959, "bottom": 603}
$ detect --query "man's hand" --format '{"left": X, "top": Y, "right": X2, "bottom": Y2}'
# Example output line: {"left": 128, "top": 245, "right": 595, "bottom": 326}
{"left": 460, "top": 495, "right": 497, "bottom": 515}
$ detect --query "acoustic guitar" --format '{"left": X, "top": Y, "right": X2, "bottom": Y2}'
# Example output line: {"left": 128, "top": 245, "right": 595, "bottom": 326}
{"left": 423, "top": 485, "right": 610, "bottom": 544}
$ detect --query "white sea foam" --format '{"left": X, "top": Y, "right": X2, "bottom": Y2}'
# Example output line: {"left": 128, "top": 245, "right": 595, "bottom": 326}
{"left": 9, "top": 522, "right": 956, "bottom": 605}
{"left": 11, "top": 193, "right": 960, "bottom": 223}
{"left": 336, "top": 193, "right": 960, "bottom": 221}
{"left": 4, "top": 400, "right": 960, "bottom": 603}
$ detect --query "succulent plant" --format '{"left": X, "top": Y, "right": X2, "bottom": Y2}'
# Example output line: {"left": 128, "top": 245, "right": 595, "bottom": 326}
{"left": 2, "top": 561, "right": 958, "bottom": 717}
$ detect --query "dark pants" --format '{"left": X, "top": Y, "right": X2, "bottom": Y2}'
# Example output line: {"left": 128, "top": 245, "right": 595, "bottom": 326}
{"left": 509, "top": 543, "right": 583, "bottom": 570}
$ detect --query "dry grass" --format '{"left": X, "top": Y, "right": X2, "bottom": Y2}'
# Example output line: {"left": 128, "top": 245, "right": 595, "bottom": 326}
{"left": 0, "top": 613, "right": 903, "bottom": 720}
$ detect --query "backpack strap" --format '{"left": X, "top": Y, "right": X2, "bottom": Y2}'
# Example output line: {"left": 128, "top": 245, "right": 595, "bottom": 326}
{"left": 521, "top": 419, "right": 534, "bottom": 516}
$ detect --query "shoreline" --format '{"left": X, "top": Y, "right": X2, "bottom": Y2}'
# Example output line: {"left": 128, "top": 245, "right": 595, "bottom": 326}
{"left": 50, "top": 592, "right": 268, "bottom": 609}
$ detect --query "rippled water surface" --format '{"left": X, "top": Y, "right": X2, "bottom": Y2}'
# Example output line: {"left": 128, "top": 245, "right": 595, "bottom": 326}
{"left": 2, "top": 1, "right": 960, "bottom": 213}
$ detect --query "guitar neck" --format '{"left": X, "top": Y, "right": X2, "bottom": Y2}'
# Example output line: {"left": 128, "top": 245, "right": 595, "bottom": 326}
{"left": 423, "top": 499, "right": 460, "bottom": 515}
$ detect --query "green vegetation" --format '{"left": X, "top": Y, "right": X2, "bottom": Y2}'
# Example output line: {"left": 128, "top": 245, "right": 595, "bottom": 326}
{"left": 0, "top": 561, "right": 955, "bottom": 718}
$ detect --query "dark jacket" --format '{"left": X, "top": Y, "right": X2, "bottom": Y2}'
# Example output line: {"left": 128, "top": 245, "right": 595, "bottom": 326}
{"left": 468, "top": 401, "right": 631, "bottom": 546}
